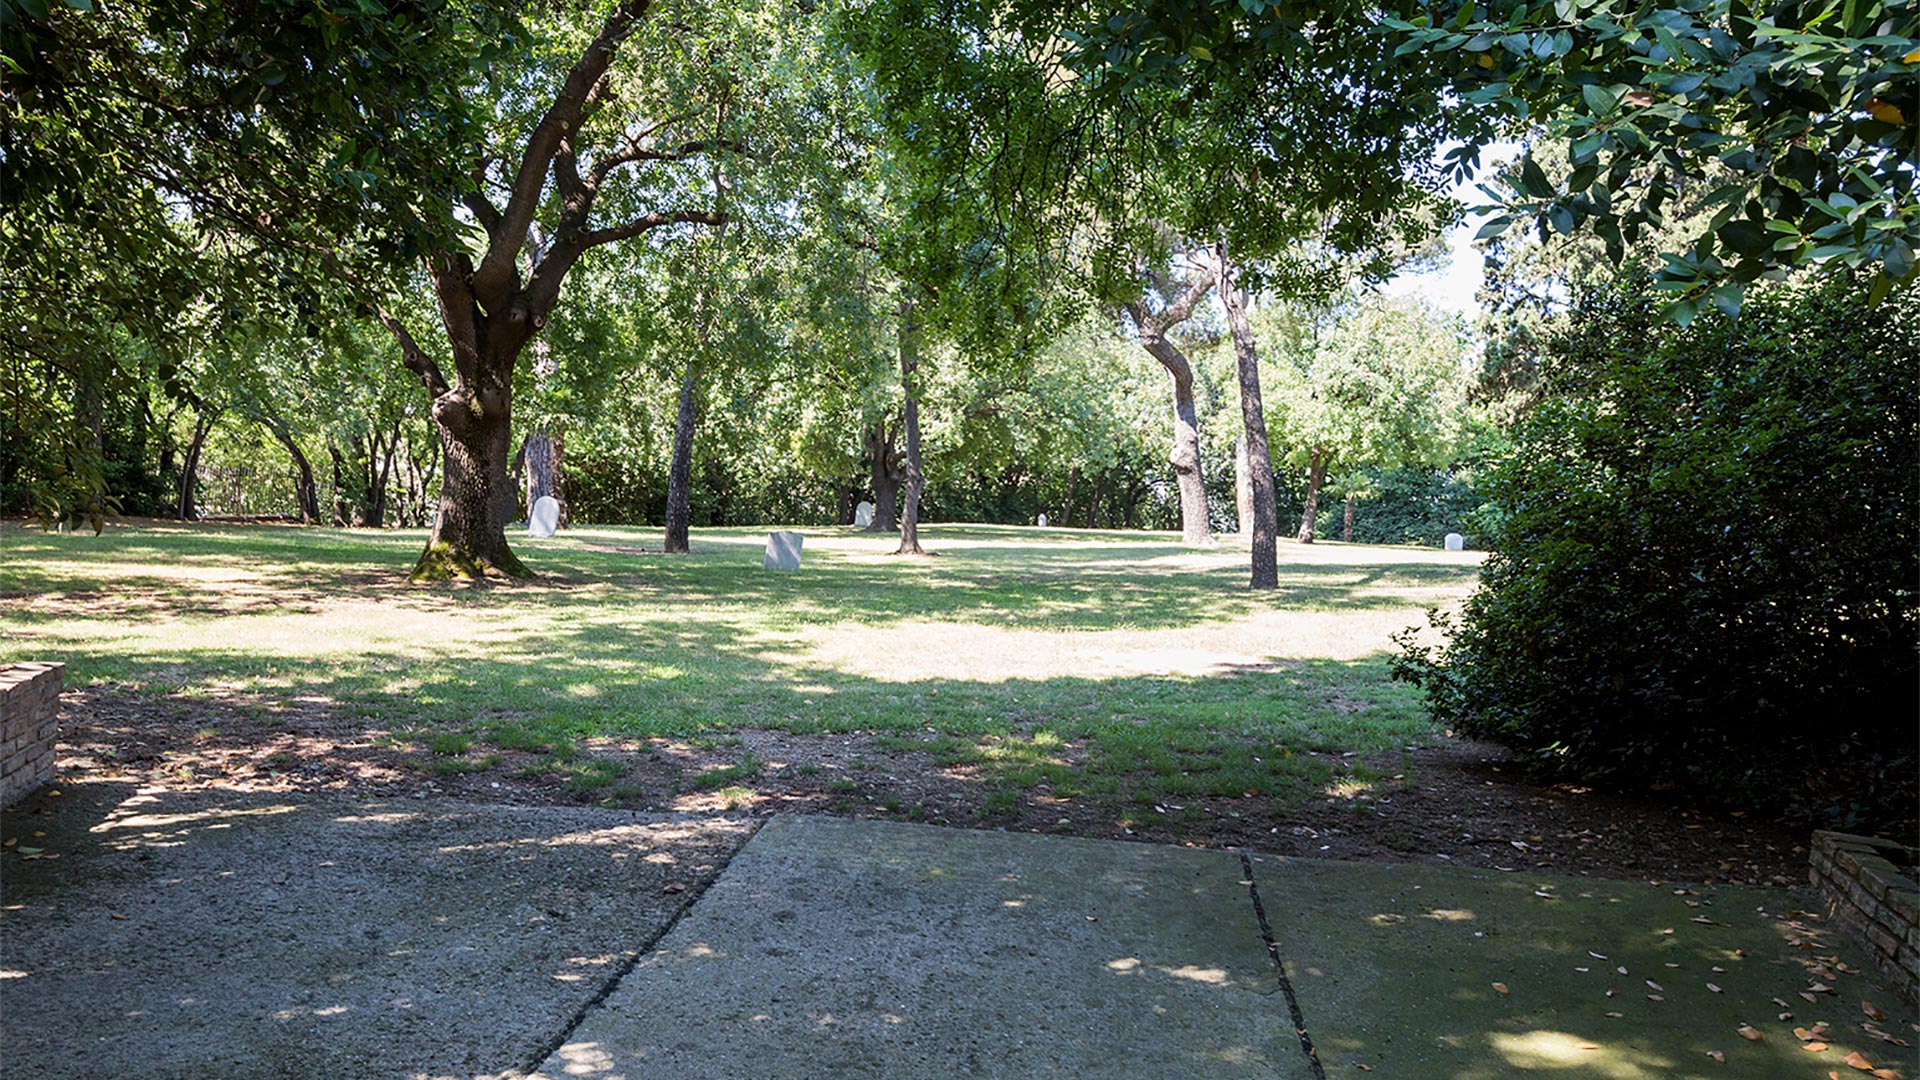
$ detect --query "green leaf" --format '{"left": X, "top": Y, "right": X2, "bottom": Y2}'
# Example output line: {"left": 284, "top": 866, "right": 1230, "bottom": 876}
{"left": 1580, "top": 83, "right": 1618, "bottom": 115}
{"left": 1474, "top": 215, "right": 1514, "bottom": 240}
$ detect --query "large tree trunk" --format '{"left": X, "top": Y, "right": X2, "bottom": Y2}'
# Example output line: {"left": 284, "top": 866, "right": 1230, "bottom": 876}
{"left": 176, "top": 408, "right": 216, "bottom": 521}
{"left": 1234, "top": 431, "right": 1254, "bottom": 536}
{"left": 835, "top": 484, "right": 857, "bottom": 526}
{"left": 1297, "top": 448, "right": 1327, "bottom": 544}
{"left": 417, "top": 397, "right": 523, "bottom": 579}
{"left": 1213, "top": 242, "right": 1279, "bottom": 589}
{"left": 864, "top": 421, "right": 902, "bottom": 532}
{"left": 663, "top": 367, "right": 698, "bottom": 554}
{"left": 895, "top": 301, "right": 927, "bottom": 556}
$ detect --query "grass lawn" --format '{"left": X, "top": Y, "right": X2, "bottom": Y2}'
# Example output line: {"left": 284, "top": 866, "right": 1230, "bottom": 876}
{"left": 0, "top": 520, "right": 1482, "bottom": 820}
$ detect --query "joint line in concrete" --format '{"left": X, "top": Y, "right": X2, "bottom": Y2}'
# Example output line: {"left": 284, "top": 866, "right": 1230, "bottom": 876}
{"left": 1240, "top": 852, "right": 1325, "bottom": 1080}
{"left": 518, "top": 816, "right": 768, "bottom": 1074}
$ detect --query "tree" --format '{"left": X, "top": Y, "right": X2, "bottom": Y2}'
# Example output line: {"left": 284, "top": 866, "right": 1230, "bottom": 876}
{"left": 1265, "top": 295, "right": 1469, "bottom": 543}
{"left": 1122, "top": 254, "right": 1218, "bottom": 545}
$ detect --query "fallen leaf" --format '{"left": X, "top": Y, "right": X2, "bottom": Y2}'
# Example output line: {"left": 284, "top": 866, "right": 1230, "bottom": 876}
{"left": 1, "top": 838, "right": 13, "bottom": 848}
{"left": 1804, "top": 992, "right": 1822, "bottom": 1003}
{"left": 1863, "top": 1001, "right": 1885, "bottom": 1021}
{"left": 1843, "top": 1051, "right": 1873, "bottom": 1071}
{"left": 1589, "top": 951, "right": 1609, "bottom": 960}
{"left": 1357, "top": 1065, "right": 1373, "bottom": 1072}
{"left": 1690, "top": 916, "right": 1716, "bottom": 924}
{"left": 1492, "top": 982, "right": 1510, "bottom": 995}
{"left": 1809, "top": 983, "right": 1833, "bottom": 993}
{"left": 1575, "top": 967, "right": 1590, "bottom": 973}
{"left": 1661, "top": 928, "right": 1675, "bottom": 935}
{"left": 1605, "top": 1011, "right": 1624, "bottom": 1018}
{"left": 1707, "top": 1050, "right": 1726, "bottom": 1062}
{"left": 1712, "top": 966, "right": 1726, "bottom": 973}
{"left": 1617, "top": 966, "right": 1629, "bottom": 975}
{"left": 109, "top": 913, "right": 128, "bottom": 921}
{"left": 1648, "top": 994, "right": 1666, "bottom": 1001}
{"left": 16, "top": 846, "right": 42, "bottom": 855}
{"left": 661, "top": 882, "right": 687, "bottom": 894}
{"left": 1798, "top": 1028, "right": 1817, "bottom": 1041}
{"left": 1738, "top": 1025, "right": 1765, "bottom": 1041}
{"left": 1707, "top": 983, "right": 1722, "bottom": 993}
{"left": 1647, "top": 980, "right": 1665, "bottom": 991}
{"left": 1782, "top": 1013, "right": 1796, "bottom": 1021}
{"left": 1870, "top": 1070, "right": 1898, "bottom": 1080}
{"left": 1775, "top": 998, "right": 1794, "bottom": 1009}
{"left": 1805, "top": 1043, "right": 1829, "bottom": 1052}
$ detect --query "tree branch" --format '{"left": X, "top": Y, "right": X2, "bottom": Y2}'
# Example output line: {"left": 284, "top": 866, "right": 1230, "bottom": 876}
{"left": 471, "top": 0, "right": 652, "bottom": 308}
{"left": 578, "top": 209, "right": 726, "bottom": 250}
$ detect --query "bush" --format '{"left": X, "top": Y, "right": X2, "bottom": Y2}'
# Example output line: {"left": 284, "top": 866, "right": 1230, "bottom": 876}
{"left": 1394, "top": 278, "right": 1918, "bottom": 831}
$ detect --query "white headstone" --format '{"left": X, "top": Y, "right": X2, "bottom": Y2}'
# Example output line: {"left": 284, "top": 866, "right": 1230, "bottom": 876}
{"left": 1036, "top": 513, "right": 1048, "bottom": 527}
{"left": 529, "top": 495, "right": 560, "bottom": 539}
{"left": 1444, "top": 532, "right": 1465, "bottom": 552}
{"left": 765, "top": 530, "right": 804, "bottom": 570}
{"left": 853, "top": 501, "right": 875, "bottom": 528}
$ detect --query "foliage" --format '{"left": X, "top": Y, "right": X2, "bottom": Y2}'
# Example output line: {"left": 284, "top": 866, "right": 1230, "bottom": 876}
{"left": 1394, "top": 275, "right": 1919, "bottom": 829}
{"left": 1060, "top": 0, "right": 1920, "bottom": 311}
{"left": 1263, "top": 294, "right": 1470, "bottom": 488}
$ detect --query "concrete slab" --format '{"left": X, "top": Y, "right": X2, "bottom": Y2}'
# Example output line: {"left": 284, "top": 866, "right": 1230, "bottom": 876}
{"left": 0, "top": 783, "right": 754, "bottom": 1080}
{"left": 534, "top": 815, "right": 1309, "bottom": 1079}
{"left": 1251, "top": 855, "right": 1920, "bottom": 1079}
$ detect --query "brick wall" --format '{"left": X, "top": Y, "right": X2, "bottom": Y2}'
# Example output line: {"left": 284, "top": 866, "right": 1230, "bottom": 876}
{"left": 1810, "top": 830, "right": 1920, "bottom": 1004}
{"left": 0, "top": 662, "right": 63, "bottom": 807}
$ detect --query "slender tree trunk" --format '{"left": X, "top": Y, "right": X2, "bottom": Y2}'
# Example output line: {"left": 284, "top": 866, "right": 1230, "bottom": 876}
{"left": 895, "top": 300, "right": 927, "bottom": 555}
{"left": 329, "top": 445, "right": 349, "bottom": 525}
{"left": 1126, "top": 277, "right": 1215, "bottom": 545}
{"left": 664, "top": 367, "right": 699, "bottom": 554}
{"left": 1297, "top": 448, "right": 1327, "bottom": 543}
{"left": 177, "top": 409, "right": 216, "bottom": 521}
{"left": 1063, "top": 466, "right": 1077, "bottom": 528}
{"left": 835, "top": 484, "right": 856, "bottom": 526}
{"left": 1087, "top": 472, "right": 1105, "bottom": 529}
{"left": 368, "top": 424, "right": 398, "bottom": 528}
{"left": 264, "top": 423, "right": 320, "bottom": 524}
{"left": 1234, "top": 431, "right": 1254, "bottom": 536}
{"left": 1213, "top": 242, "right": 1279, "bottom": 589}
{"left": 1342, "top": 493, "right": 1355, "bottom": 543}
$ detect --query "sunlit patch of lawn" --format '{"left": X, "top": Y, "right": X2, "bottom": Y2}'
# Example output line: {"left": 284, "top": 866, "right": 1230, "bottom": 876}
{"left": 0, "top": 519, "right": 1481, "bottom": 814}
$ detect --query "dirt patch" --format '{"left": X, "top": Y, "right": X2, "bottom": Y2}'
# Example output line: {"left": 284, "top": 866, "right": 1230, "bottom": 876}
{"left": 49, "top": 686, "right": 1812, "bottom": 888}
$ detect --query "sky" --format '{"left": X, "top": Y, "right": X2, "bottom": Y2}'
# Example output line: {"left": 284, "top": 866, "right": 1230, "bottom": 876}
{"left": 1379, "top": 143, "right": 1519, "bottom": 319}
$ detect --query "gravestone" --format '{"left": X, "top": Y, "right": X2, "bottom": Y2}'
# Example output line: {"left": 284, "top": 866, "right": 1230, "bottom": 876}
{"left": 765, "top": 530, "right": 804, "bottom": 570}
{"left": 529, "top": 496, "right": 560, "bottom": 539}
{"left": 1037, "top": 513, "right": 1048, "bottom": 527}
{"left": 1444, "top": 532, "right": 1465, "bottom": 552}
{"left": 853, "top": 501, "right": 874, "bottom": 529}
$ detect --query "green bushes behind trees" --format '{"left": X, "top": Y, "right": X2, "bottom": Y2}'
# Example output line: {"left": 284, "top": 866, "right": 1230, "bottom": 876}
{"left": 1396, "top": 277, "right": 1918, "bottom": 831}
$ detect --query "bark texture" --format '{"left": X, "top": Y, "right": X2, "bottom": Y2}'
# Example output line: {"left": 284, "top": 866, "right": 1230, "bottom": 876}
{"left": 1234, "top": 431, "right": 1254, "bottom": 536}
{"left": 663, "top": 368, "right": 698, "bottom": 554}
{"left": 1343, "top": 492, "right": 1355, "bottom": 543}
{"left": 1212, "top": 242, "right": 1280, "bottom": 589}
{"left": 1123, "top": 261, "right": 1217, "bottom": 547}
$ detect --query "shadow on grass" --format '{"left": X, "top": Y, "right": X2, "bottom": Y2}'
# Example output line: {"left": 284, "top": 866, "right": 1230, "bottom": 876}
{"left": 0, "top": 520, "right": 1480, "bottom": 634}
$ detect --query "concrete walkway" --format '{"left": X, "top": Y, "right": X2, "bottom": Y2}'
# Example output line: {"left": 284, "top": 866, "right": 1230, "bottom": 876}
{"left": 536, "top": 816, "right": 1918, "bottom": 1080}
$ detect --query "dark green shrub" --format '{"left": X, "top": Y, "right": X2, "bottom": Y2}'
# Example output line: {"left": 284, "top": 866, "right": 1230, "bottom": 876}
{"left": 1394, "top": 279, "right": 1918, "bottom": 831}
